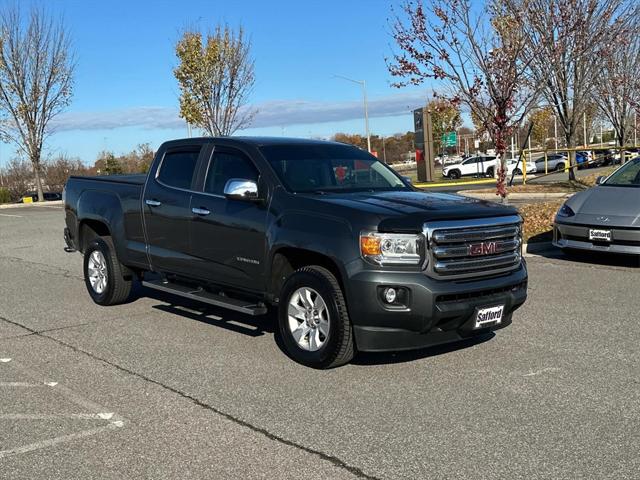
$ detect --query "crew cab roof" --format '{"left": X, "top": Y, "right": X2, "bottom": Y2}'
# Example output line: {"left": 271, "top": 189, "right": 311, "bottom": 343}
{"left": 160, "top": 136, "right": 348, "bottom": 149}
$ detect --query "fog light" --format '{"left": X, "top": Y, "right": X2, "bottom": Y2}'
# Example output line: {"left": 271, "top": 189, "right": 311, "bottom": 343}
{"left": 383, "top": 287, "right": 397, "bottom": 304}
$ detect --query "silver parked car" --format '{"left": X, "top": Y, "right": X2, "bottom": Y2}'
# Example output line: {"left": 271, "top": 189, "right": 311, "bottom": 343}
{"left": 553, "top": 158, "right": 640, "bottom": 256}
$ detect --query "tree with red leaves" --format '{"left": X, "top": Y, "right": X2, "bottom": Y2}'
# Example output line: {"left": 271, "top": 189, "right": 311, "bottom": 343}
{"left": 388, "top": 0, "right": 538, "bottom": 200}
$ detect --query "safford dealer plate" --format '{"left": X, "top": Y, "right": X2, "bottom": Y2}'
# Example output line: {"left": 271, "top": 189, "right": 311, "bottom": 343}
{"left": 475, "top": 305, "right": 504, "bottom": 329}
{"left": 589, "top": 229, "right": 612, "bottom": 242}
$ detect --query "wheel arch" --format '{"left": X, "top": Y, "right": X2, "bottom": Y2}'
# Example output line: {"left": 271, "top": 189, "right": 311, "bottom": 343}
{"left": 268, "top": 247, "right": 348, "bottom": 304}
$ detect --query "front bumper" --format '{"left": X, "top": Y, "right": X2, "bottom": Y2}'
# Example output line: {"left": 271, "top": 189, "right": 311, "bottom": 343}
{"left": 346, "top": 262, "right": 528, "bottom": 352}
{"left": 553, "top": 221, "right": 640, "bottom": 256}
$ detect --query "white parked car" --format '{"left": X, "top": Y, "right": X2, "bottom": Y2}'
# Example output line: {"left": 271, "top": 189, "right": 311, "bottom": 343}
{"left": 442, "top": 156, "right": 536, "bottom": 179}
{"left": 506, "top": 159, "right": 537, "bottom": 175}
{"left": 442, "top": 155, "right": 496, "bottom": 179}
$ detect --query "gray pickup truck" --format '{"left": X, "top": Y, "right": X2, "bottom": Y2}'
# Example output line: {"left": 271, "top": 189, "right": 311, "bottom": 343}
{"left": 63, "top": 137, "right": 528, "bottom": 368}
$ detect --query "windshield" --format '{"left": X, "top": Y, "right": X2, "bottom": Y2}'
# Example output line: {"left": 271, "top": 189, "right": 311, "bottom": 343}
{"left": 260, "top": 144, "right": 409, "bottom": 193}
{"left": 603, "top": 158, "right": 640, "bottom": 187}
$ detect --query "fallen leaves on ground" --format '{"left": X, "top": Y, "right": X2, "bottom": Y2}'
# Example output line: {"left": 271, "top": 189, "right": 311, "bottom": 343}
{"left": 519, "top": 200, "right": 565, "bottom": 243}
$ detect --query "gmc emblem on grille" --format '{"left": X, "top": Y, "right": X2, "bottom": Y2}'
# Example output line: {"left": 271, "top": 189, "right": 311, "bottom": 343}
{"left": 468, "top": 241, "right": 497, "bottom": 256}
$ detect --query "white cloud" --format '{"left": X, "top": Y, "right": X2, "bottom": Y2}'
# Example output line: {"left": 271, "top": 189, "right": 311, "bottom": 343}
{"left": 51, "top": 91, "right": 427, "bottom": 133}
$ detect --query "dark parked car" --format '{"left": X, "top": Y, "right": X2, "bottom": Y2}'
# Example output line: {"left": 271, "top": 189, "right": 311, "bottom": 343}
{"left": 17, "top": 192, "right": 62, "bottom": 203}
{"left": 64, "top": 137, "right": 528, "bottom": 368}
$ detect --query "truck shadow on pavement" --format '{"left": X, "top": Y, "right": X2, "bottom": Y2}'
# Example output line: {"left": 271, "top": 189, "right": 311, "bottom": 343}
{"left": 351, "top": 333, "right": 495, "bottom": 366}
{"left": 128, "top": 282, "right": 495, "bottom": 366}
{"left": 130, "top": 282, "right": 275, "bottom": 337}
{"left": 531, "top": 247, "right": 640, "bottom": 268}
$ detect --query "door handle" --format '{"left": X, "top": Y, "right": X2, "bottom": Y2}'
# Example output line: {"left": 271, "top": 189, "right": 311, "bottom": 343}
{"left": 191, "top": 207, "right": 211, "bottom": 216}
{"left": 145, "top": 199, "right": 162, "bottom": 207}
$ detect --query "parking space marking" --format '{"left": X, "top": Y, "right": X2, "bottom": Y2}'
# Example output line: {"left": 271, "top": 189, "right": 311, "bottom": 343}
{"left": 0, "top": 424, "right": 121, "bottom": 460}
{"left": 0, "top": 413, "right": 115, "bottom": 420}
{"left": 0, "top": 213, "right": 22, "bottom": 218}
{"left": 523, "top": 367, "right": 560, "bottom": 377}
{"left": 0, "top": 355, "right": 127, "bottom": 459}
{"left": 0, "top": 382, "right": 45, "bottom": 387}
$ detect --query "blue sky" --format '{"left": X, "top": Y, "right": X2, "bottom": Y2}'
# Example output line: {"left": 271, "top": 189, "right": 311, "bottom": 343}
{"left": 1, "top": 0, "right": 441, "bottom": 166}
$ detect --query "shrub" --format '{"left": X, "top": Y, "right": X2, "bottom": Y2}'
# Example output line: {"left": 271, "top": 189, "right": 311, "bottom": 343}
{"left": 0, "top": 187, "right": 11, "bottom": 204}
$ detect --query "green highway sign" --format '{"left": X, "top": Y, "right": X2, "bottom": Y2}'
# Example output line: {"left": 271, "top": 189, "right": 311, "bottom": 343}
{"left": 442, "top": 131, "right": 457, "bottom": 147}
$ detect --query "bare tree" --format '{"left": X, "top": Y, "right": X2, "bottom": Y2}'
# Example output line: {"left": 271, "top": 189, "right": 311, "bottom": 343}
{"left": 593, "top": 34, "right": 640, "bottom": 147}
{"left": 43, "top": 154, "right": 89, "bottom": 192}
{"left": 504, "top": 0, "right": 636, "bottom": 179}
{"left": 4, "top": 157, "right": 32, "bottom": 200}
{"left": 388, "top": 0, "right": 538, "bottom": 199}
{"left": 0, "top": 6, "right": 74, "bottom": 202}
{"left": 174, "top": 24, "right": 256, "bottom": 137}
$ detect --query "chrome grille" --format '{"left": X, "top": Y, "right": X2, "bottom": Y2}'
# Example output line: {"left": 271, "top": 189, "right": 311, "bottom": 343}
{"left": 424, "top": 215, "right": 522, "bottom": 279}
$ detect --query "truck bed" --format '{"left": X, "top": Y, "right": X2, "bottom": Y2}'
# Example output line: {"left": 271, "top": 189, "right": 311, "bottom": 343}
{"left": 68, "top": 174, "right": 146, "bottom": 185}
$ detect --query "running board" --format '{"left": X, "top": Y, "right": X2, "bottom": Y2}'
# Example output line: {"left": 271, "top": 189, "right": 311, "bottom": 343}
{"left": 142, "top": 280, "right": 267, "bottom": 316}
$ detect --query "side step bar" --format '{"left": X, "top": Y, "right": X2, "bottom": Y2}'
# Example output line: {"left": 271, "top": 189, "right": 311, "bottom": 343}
{"left": 142, "top": 279, "right": 267, "bottom": 316}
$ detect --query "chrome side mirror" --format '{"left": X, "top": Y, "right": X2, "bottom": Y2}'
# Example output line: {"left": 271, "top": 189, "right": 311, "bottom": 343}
{"left": 223, "top": 178, "right": 259, "bottom": 200}
{"left": 595, "top": 176, "right": 606, "bottom": 185}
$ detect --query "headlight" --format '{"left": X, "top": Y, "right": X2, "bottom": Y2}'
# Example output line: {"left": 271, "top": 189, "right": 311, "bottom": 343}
{"left": 360, "top": 232, "right": 423, "bottom": 265}
{"left": 556, "top": 204, "right": 575, "bottom": 218}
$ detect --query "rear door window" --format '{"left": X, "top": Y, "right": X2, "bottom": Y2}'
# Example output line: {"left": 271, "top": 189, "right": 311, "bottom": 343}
{"left": 157, "top": 148, "right": 201, "bottom": 190}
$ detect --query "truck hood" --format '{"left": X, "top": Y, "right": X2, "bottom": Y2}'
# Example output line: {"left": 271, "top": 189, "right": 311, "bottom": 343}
{"left": 308, "top": 190, "right": 518, "bottom": 232}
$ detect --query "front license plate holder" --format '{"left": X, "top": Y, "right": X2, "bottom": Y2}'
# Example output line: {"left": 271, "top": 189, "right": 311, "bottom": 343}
{"left": 589, "top": 229, "right": 612, "bottom": 242}
{"left": 474, "top": 305, "right": 504, "bottom": 329}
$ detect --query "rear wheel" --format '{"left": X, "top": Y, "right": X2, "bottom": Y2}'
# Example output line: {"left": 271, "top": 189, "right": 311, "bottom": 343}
{"left": 486, "top": 166, "right": 494, "bottom": 177}
{"left": 83, "top": 237, "right": 132, "bottom": 306}
{"left": 514, "top": 168, "right": 522, "bottom": 175}
{"left": 555, "top": 163, "right": 565, "bottom": 172}
{"left": 448, "top": 169, "right": 461, "bottom": 180}
{"left": 278, "top": 266, "right": 354, "bottom": 369}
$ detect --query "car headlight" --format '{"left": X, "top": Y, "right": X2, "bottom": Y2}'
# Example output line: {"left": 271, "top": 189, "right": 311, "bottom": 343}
{"left": 360, "top": 232, "right": 423, "bottom": 265}
{"left": 556, "top": 204, "right": 575, "bottom": 218}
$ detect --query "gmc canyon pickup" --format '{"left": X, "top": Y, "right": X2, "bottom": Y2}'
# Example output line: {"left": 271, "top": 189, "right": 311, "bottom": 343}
{"left": 63, "top": 137, "right": 528, "bottom": 368}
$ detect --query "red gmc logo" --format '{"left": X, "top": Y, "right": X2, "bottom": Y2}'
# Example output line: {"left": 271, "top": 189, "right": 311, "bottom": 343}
{"left": 468, "top": 241, "right": 497, "bottom": 256}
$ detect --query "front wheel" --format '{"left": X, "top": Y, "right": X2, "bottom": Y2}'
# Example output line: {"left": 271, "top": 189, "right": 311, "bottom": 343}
{"left": 83, "top": 237, "right": 132, "bottom": 306}
{"left": 278, "top": 266, "right": 354, "bottom": 369}
{"left": 486, "top": 166, "right": 494, "bottom": 177}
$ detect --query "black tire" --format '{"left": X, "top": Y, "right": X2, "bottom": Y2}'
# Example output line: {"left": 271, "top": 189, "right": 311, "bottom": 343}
{"left": 448, "top": 169, "right": 461, "bottom": 180}
{"left": 486, "top": 166, "right": 494, "bottom": 177}
{"left": 278, "top": 266, "right": 354, "bottom": 369}
{"left": 83, "top": 236, "right": 132, "bottom": 306}
{"left": 514, "top": 168, "right": 522, "bottom": 175}
{"left": 555, "top": 163, "right": 565, "bottom": 172}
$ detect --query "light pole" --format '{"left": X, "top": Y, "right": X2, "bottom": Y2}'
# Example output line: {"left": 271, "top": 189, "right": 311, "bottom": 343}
{"left": 382, "top": 136, "right": 387, "bottom": 163}
{"left": 334, "top": 75, "right": 371, "bottom": 153}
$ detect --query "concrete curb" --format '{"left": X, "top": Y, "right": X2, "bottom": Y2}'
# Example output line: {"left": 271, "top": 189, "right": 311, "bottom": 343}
{"left": 0, "top": 200, "right": 63, "bottom": 209}
{"left": 463, "top": 192, "right": 573, "bottom": 201}
{"left": 523, "top": 241, "right": 558, "bottom": 257}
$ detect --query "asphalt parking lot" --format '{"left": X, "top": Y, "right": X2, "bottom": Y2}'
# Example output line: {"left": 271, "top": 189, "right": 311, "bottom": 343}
{"left": 1, "top": 205, "right": 638, "bottom": 479}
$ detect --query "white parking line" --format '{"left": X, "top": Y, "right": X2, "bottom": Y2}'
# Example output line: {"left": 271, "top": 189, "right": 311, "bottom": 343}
{"left": 0, "top": 213, "right": 22, "bottom": 217}
{"left": 0, "top": 424, "right": 121, "bottom": 460}
{"left": 0, "top": 356, "right": 127, "bottom": 459}
{"left": 0, "top": 382, "right": 44, "bottom": 387}
{"left": 0, "top": 413, "right": 115, "bottom": 420}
